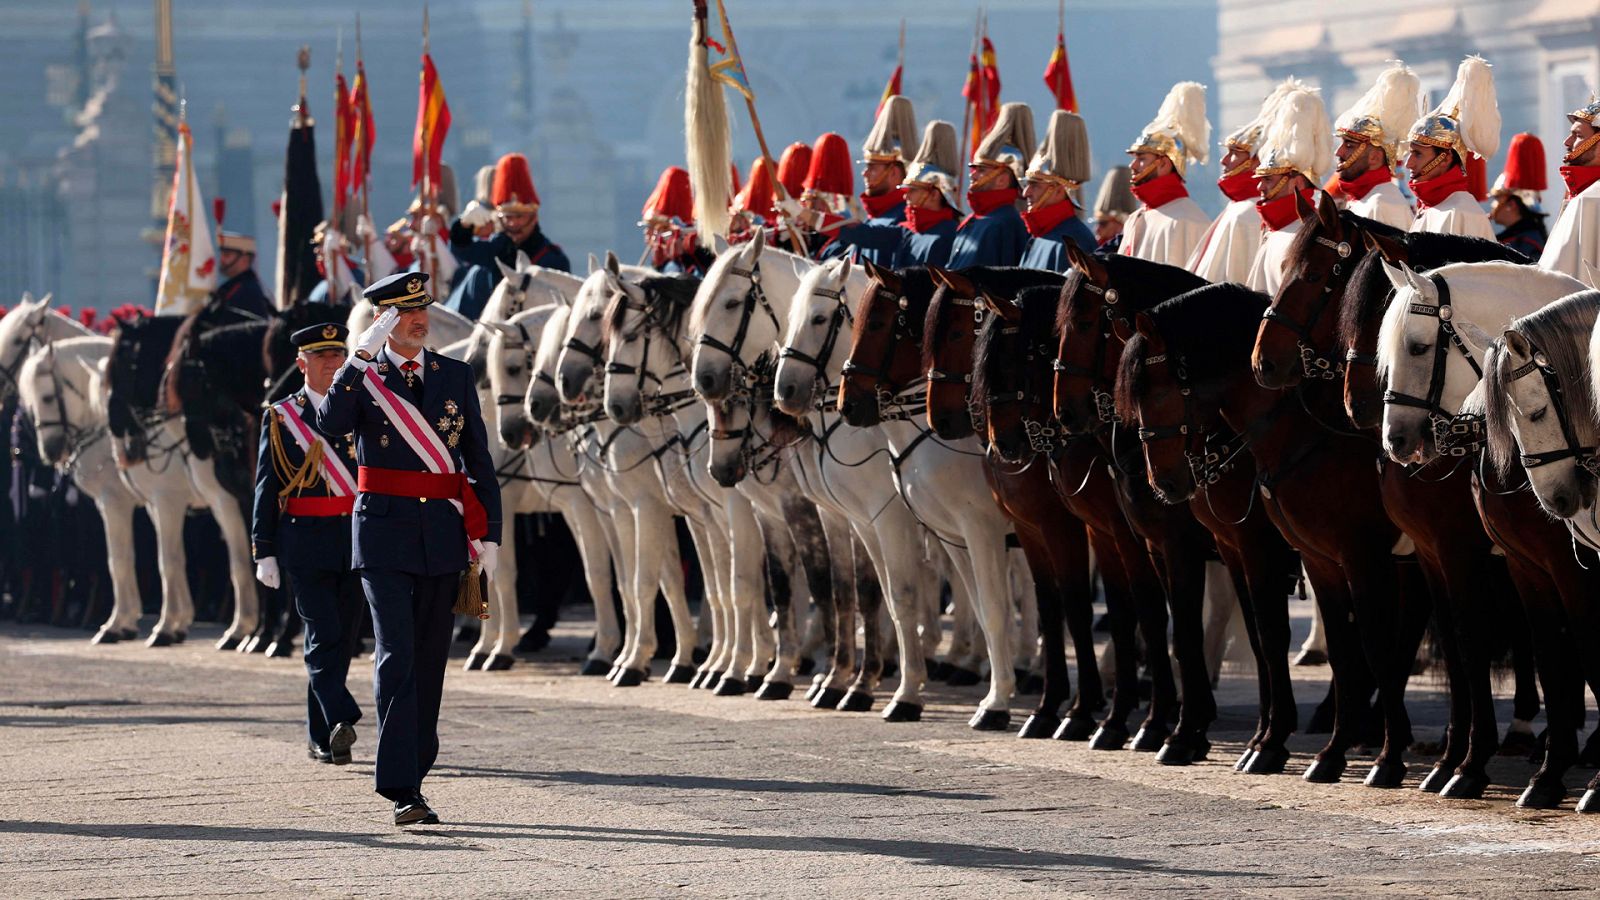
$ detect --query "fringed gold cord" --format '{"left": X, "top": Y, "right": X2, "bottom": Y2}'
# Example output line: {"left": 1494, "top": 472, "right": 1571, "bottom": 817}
{"left": 454, "top": 560, "right": 489, "bottom": 620}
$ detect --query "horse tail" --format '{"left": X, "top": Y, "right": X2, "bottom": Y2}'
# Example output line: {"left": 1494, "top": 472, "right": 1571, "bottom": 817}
{"left": 686, "top": 10, "right": 732, "bottom": 248}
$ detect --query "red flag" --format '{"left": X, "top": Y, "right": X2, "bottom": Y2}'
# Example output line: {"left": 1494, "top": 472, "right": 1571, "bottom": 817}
{"left": 962, "top": 50, "right": 984, "bottom": 159}
{"left": 979, "top": 36, "right": 1001, "bottom": 131}
{"left": 1043, "top": 31, "right": 1077, "bottom": 113}
{"left": 350, "top": 61, "right": 376, "bottom": 198}
{"left": 411, "top": 53, "right": 451, "bottom": 191}
{"left": 876, "top": 64, "right": 903, "bottom": 118}
{"left": 334, "top": 69, "right": 353, "bottom": 214}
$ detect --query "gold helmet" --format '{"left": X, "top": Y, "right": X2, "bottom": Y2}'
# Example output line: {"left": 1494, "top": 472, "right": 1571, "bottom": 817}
{"left": 1025, "top": 110, "right": 1091, "bottom": 190}
{"left": 1565, "top": 95, "right": 1600, "bottom": 164}
{"left": 1254, "top": 83, "right": 1333, "bottom": 187}
{"left": 973, "top": 103, "right": 1038, "bottom": 183}
{"left": 1127, "top": 81, "right": 1210, "bottom": 178}
{"left": 1335, "top": 62, "right": 1423, "bottom": 171}
{"left": 1407, "top": 56, "right": 1501, "bottom": 162}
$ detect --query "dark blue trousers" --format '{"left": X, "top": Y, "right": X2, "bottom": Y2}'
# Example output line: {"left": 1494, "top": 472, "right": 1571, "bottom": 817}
{"left": 288, "top": 566, "right": 365, "bottom": 747}
{"left": 361, "top": 568, "right": 459, "bottom": 801}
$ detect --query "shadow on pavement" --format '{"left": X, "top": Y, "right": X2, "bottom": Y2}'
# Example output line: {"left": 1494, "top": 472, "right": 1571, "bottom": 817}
{"left": 438, "top": 766, "right": 992, "bottom": 800}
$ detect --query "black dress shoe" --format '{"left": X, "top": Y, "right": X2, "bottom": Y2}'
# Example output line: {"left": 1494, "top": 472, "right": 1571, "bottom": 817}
{"left": 307, "top": 742, "right": 333, "bottom": 764}
{"left": 394, "top": 793, "right": 440, "bottom": 826}
{"left": 328, "top": 722, "right": 357, "bottom": 766}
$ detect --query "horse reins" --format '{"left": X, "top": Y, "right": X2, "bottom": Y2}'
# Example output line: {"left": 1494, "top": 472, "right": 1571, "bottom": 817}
{"left": 1380, "top": 273, "right": 1487, "bottom": 457}
{"left": 1259, "top": 232, "right": 1356, "bottom": 380}
{"left": 1506, "top": 345, "right": 1600, "bottom": 476}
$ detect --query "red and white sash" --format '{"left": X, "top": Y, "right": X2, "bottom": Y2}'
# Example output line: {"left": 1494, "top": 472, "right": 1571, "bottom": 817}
{"left": 275, "top": 397, "right": 356, "bottom": 496}
{"left": 357, "top": 359, "right": 483, "bottom": 559}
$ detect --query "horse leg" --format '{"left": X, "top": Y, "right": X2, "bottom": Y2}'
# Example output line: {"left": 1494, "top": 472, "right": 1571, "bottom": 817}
{"left": 481, "top": 521, "right": 522, "bottom": 670}
{"left": 1508, "top": 567, "right": 1582, "bottom": 808}
{"left": 1432, "top": 546, "right": 1504, "bottom": 800}
{"left": 1008, "top": 548, "right": 1042, "bottom": 692}
{"left": 1015, "top": 522, "right": 1083, "bottom": 740}
{"left": 1342, "top": 547, "right": 1413, "bottom": 788}
{"left": 685, "top": 504, "right": 731, "bottom": 687}
{"left": 143, "top": 490, "right": 192, "bottom": 647}
{"left": 92, "top": 487, "right": 142, "bottom": 643}
{"left": 1157, "top": 537, "right": 1213, "bottom": 761}
{"left": 1201, "top": 561, "right": 1241, "bottom": 688}
{"left": 715, "top": 496, "right": 762, "bottom": 695}
{"left": 1300, "top": 556, "right": 1366, "bottom": 783}
{"left": 192, "top": 460, "right": 256, "bottom": 641}
{"left": 1233, "top": 534, "right": 1299, "bottom": 775}
{"left": 842, "top": 531, "right": 886, "bottom": 711}
{"left": 656, "top": 510, "right": 700, "bottom": 679}
{"left": 956, "top": 527, "right": 1017, "bottom": 732}
{"left": 760, "top": 497, "right": 831, "bottom": 699}
{"left": 561, "top": 498, "right": 619, "bottom": 675}
{"left": 607, "top": 502, "right": 643, "bottom": 682}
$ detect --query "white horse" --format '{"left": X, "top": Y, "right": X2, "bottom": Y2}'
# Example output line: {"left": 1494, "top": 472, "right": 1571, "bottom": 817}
{"left": 14, "top": 335, "right": 145, "bottom": 644}
{"left": 1378, "top": 261, "right": 1584, "bottom": 465}
{"left": 552, "top": 261, "right": 701, "bottom": 685}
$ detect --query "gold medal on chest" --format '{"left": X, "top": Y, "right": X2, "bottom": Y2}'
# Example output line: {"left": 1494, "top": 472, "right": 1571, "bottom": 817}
{"left": 294, "top": 394, "right": 306, "bottom": 407}
{"left": 444, "top": 399, "right": 458, "bottom": 415}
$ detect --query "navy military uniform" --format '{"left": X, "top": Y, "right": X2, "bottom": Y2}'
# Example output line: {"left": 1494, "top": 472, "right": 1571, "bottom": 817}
{"left": 445, "top": 223, "right": 570, "bottom": 319}
{"left": 252, "top": 322, "right": 364, "bottom": 764}
{"left": 215, "top": 231, "right": 273, "bottom": 319}
{"left": 948, "top": 201, "right": 1028, "bottom": 268}
{"left": 312, "top": 272, "right": 502, "bottom": 826}
{"left": 1018, "top": 211, "right": 1097, "bottom": 271}
{"left": 824, "top": 193, "right": 910, "bottom": 266}
{"left": 896, "top": 214, "right": 959, "bottom": 267}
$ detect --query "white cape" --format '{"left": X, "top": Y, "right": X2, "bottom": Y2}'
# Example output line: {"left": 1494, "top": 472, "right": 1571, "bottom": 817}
{"left": 1411, "top": 190, "right": 1493, "bottom": 240}
{"left": 1120, "top": 195, "right": 1212, "bottom": 269}
{"left": 1188, "top": 199, "right": 1263, "bottom": 284}
{"left": 1539, "top": 180, "right": 1600, "bottom": 289}
{"left": 1345, "top": 181, "right": 1414, "bottom": 231}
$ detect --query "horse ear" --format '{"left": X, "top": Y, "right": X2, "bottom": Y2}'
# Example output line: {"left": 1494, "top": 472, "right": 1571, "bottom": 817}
{"left": 1110, "top": 316, "right": 1135, "bottom": 344}
{"left": 710, "top": 232, "right": 731, "bottom": 255}
{"left": 1133, "top": 311, "right": 1158, "bottom": 340}
{"left": 982, "top": 292, "right": 1022, "bottom": 324}
{"left": 605, "top": 251, "right": 621, "bottom": 276}
{"left": 1294, "top": 188, "right": 1316, "bottom": 224}
{"left": 934, "top": 267, "right": 974, "bottom": 297}
{"left": 742, "top": 230, "right": 765, "bottom": 265}
{"left": 1363, "top": 229, "right": 1407, "bottom": 265}
{"left": 1502, "top": 329, "right": 1532, "bottom": 359}
{"left": 1316, "top": 189, "right": 1340, "bottom": 231}
{"left": 858, "top": 256, "right": 880, "bottom": 282}
{"left": 516, "top": 249, "right": 533, "bottom": 272}
{"left": 927, "top": 266, "right": 953, "bottom": 290}
{"left": 1379, "top": 258, "right": 1411, "bottom": 293}
{"left": 586, "top": 253, "right": 601, "bottom": 276}
{"left": 835, "top": 255, "right": 853, "bottom": 284}
{"left": 495, "top": 257, "right": 516, "bottom": 282}
{"left": 1457, "top": 320, "right": 1494, "bottom": 358}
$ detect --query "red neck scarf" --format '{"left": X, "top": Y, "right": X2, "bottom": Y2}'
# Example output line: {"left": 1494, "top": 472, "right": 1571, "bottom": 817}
{"left": 1217, "top": 168, "right": 1261, "bottom": 203}
{"left": 903, "top": 204, "right": 956, "bottom": 234}
{"left": 1020, "top": 197, "right": 1080, "bottom": 238}
{"left": 1337, "top": 165, "right": 1393, "bottom": 202}
{"left": 966, "top": 186, "right": 1020, "bottom": 218}
{"left": 1130, "top": 171, "right": 1188, "bottom": 211}
{"left": 1409, "top": 165, "right": 1471, "bottom": 211}
{"left": 1560, "top": 166, "right": 1600, "bottom": 200}
{"left": 861, "top": 187, "right": 907, "bottom": 219}
{"left": 1256, "top": 189, "right": 1315, "bottom": 232}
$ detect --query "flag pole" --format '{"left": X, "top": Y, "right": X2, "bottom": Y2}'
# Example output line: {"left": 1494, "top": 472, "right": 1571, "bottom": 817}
{"left": 418, "top": 4, "right": 435, "bottom": 282}
{"left": 709, "top": 0, "right": 807, "bottom": 250}
{"left": 1056, "top": 0, "right": 1066, "bottom": 106}
{"left": 356, "top": 14, "right": 368, "bottom": 226}
{"left": 958, "top": 10, "right": 980, "bottom": 199}
{"left": 897, "top": 18, "right": 905, "bottom": 72}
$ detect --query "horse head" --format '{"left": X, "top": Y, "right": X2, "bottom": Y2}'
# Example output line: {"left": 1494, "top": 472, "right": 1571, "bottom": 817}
{"left": 838, "top": 261, "right": 928, "bottom": 427}
{"left": 773, "top": 255, "right": 858, "bottom": 417}
{"left": 922, "top": 267, "right": 984, "bottom": 439}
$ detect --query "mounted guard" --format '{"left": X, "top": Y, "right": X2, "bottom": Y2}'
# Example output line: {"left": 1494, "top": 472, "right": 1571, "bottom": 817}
{"left": 1405, "top": 56, "right": 1500, "bottom": 238}
{"left": 949, "top": 102, "right": 1035, "bottom": 267}
{"left": 895, "top": 120, "right": 964, "bottom": 267}
{"left": 1538, "top": 97, "right": 1600, "bottom": 286}
{"left": 1120, "top": 81, "right": 1211, "bottom": 266}
{"left": 1332, "top": 62, "right": 1422, "bottom": 230}
{"left": 1017, "top": 109, "right": 1095, "bottom": 271}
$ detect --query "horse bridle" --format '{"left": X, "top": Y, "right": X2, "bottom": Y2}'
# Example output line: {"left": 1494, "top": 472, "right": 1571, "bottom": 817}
{"left": 31, "top": 350, "right": 105, "bottom": 466}
{"left": 0, "top": 311, "right": 48, "bottom": 396}
{"left": 1259, "top": 232, "right": 1357, "bottom": 380}
{"left": 986, "top": 326, "right": 1063, "bottom": 460}
{"left": 777, "top": 277, "right": 854, "bottom": 402}
{"left": 602, "top": 285, "right": 695, "bottom": 417}
{"left": 1052, "top": 277, "right": 1123, "bottom": 428}
{"left": 839, "top": 282, "right": 928, "bottom": 421}
{"left": 925, "top": 290, "right": 991, "bottom": 432}
{"left": 1380, "top": 273, "right": 1486, "bottom": 457}
{"left": 709, "top": 353, "right": 786, "bottom": 483}
{"left": 697, "top": 261, "right": 781, "bottom": 385}
{"left": 494, "top": 320, "right": 537, "bottom": 411}
{"left": 1506, "top": 344, "right": 1600, "bottom": 476}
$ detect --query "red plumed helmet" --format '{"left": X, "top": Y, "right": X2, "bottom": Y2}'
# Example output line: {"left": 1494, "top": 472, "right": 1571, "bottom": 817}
{"left": 1500, "top": 133, "right": 1548, "bottom": 192}
{"left": 803, "top": 133, "right": 855, "bottom": 197}
{"left": 776, "top": 142, "right": 812, "bottom": 200}
{"left": 491, "top": 153, "right": 540, "bottom": 213}
{"left": 731, "top": 157, "right": 779, "bottom": 223}
{"left": 641, "top": 166, "right": 695, "bottom": 226}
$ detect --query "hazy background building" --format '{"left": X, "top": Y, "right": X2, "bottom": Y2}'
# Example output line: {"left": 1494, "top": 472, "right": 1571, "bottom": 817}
{"left": 5, "top": 0, "right": 1226, "bottom": 310}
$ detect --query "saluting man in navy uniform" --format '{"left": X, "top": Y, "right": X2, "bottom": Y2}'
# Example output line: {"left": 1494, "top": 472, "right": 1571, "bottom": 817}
{"left": 313, "top": 272, "right": 502, "bottom": 827}
{"left": 252, "top": 323, "right": 364, "bottom": 767}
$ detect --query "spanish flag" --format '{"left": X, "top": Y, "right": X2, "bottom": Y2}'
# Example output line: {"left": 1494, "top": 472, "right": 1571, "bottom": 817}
{"left": 333, "top": 67, "right": 353, "bottom": 215}
{"left": 411, "top": 52, "right": 451, "bottom": 191}
{"left": 350, "top": 59, "right": 375, "bottom": 198}
{"left": 1043, "top": 31, "right": 1077, "bottom": 113}
{"left": 876, "top": 64, "right": 903, "bottom": 118}
{"left": 979, "top": 36, "right": 1001, "bottom": 131}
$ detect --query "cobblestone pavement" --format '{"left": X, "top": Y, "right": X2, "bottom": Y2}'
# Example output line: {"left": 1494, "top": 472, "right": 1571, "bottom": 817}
{"left": 1, "top": 615, "right": 1596, "bottom": 898}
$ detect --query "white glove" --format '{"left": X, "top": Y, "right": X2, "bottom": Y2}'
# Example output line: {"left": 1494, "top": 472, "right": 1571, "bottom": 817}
{"left": 356, "top": 213, "right": 377, "bottom": 240}
{"left": 775, "top": 197, "right": 803, "bottom": 220}
{"left": 459, "top": 200, "right": 494, "bottom": 230}
{"left": 477, "top": 542, "right": 499, "bottom": 581}
{"left": 419, "top": 213, "right": 441, "bottom": 237}
{"left": 352, "top": 307, "right": 400, "bottom": 363}
{"left": 255, "top": 557, "right": 281, "bottom": 590}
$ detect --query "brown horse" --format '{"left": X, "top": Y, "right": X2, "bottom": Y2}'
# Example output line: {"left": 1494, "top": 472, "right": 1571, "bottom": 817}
{"left": 921, "top": 264, "right": 1170, "bottom": 746}
{"left": 1119, "top": 284, "right": 1414, "bottom": 788}
{"left": 1051, "top": 247, "right": 1303, "bottom": 773}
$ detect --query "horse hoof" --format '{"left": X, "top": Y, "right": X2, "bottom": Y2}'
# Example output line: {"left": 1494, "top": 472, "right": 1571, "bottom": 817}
{"left": 1244, "top": 746, "right": 1290, "bottom": 775}
{"left": 266, "top": 641, "right": 293, "bottom": 659}
{"left": 1292, "top": 648, "right": 1328, "bottom": 666}
{"left": 1302, "top": 755, "right": 1346, "bottom": 784}
{"left": 713, "top": 676, "right": 747, "bottom": 697}
{"left": 579, "top": 658, "right": 610, "bottom": 677}
{"left": 796, "top": 657, "right": 816, "bottom": 677}
{"left": 754, "top": 681, "right": 793, "bottom": 701}
{"left": 463, "top": 652, "right": 486, "bottom": 671}
{"left": 1365, "top": 760, "right": 1408, "bottom": 790}
{"left": 1499, "top": 729, "right": 1539, "bottom": 758}
{"left": 969, "top": 708, "right": 1010, "bottom": 731}
{"left": 925, "top": 658, "right": 949, "bottom": 681}
{"left": 837, "top": 690, "right": 874, "bottom": 713}
{"left": 1234, "top": 749, "right": 1256, "bottom": 772}
{"left": 146, "top": 631, "right": 175, "bottom": 648}
{"left": 1089, "top": 724, "right": 1130, "bottom": 751}
{"left": 613, "top": 668, "right": 645, "bottom": 688}
{"left": 1418, "top": 764, "right": 1451, "bottom": 794}
{"left": 90, "top": 628, "right": 120, "bottom": 645}
{"left": 1439, "top": 771, "right": 1487, "bottom": 799}
{"left": 120, "top": 629, "right": 139, "bottom": 641}
{"left": 214, "top": 635, "right": 239, "bottom": 651}
{"left": 1517, "top": 778, "right": 1567, "bottom": 810}
{"left": 663, "top": 664, "right": 695, "bottom": 684}
{"left": 1018, "top": 714, "right": 1060, "bottom": 740}
{"left": 811, "top": 687, "right": 846, "bottom": 710}
{"left": 1015, "top": 673, "right": 1044, "bottom": 695}
{"left": 484, "top": 655, "right": 515, "bottom": 671}
{"left": 882, "top": 701, "right": 922, "bottom": 723}
{"left": 1131, "top": 724, "right": 1171, "bottom": 753}
{"left": 1157, "top": 736, "right": 1210, "bottom": 766}
{"left": 694, "top": 670, "right": 722, "bottom": 690}
{"left": 1578, "top": 788, "right": 1598, "bottom": 813}
{"left": 173, "top": 631, "right": 187, "bottom": 644}
{"left": 945, "top": 666, "right": 980, "bottom": 687}
{"left": 1053, "top": 715, "right": 1098, "bottom": 742}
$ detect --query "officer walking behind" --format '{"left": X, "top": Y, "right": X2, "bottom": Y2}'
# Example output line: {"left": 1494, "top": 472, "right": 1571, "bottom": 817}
{"left": 253, "top": 323, "right": 366, "bottom": 766}
{"left": 313, "top": 272, "right": 502, "bottom": 827}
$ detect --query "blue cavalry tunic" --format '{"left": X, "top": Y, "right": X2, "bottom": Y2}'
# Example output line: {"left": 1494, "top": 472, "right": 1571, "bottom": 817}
{"left": 252, "top": 387, "right": 364, "bottom": 755}
{"left": 895, "top": 219, "right": 959, "bottom": 268}
{"left": 823, "top": 195, "right": 909, "bottom": 266}
{"left": 313, "top": 343, "right": 502, "bottom": 801}
{"left": 947, "top": 203, "right": 1028, "bottom": 269}
{"left": 444, "top": 220, "right": 571, "bottom": 320}
{"left": 1018, "top": 216, "right": 1097, "bottom": 272}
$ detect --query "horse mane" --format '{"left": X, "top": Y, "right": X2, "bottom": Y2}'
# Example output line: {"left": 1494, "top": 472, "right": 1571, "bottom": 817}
{"left": 1283, "top": 209, "right": 1404, "bottom": 269}
{"left": 925, "top": 267, "right": 1062, "bottom": 375}
{"left": 603, "top": 274, "right": 700, "bottom": 346}
{"left": 106, "top": 315, "right": 185, "bottom": 435}
{"left": 1113, "top": 283, "right": 1268, "bottom": 418}
{"left": 972, "top": 284, "right": 1058, "bottom": 413}
{"left": 1337, "top": 232, "right": 1530, "bottom": 352}
{"left": 1483, "top": 289, "right": 1600, "bottom": 476}
{"left": 1055, "top": 253, "right": 1208, "bottom": 340}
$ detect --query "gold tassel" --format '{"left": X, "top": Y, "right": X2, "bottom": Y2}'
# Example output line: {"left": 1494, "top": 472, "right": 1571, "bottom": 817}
{"left": 454, "top": 560, "right": 490, "bottom": 620}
